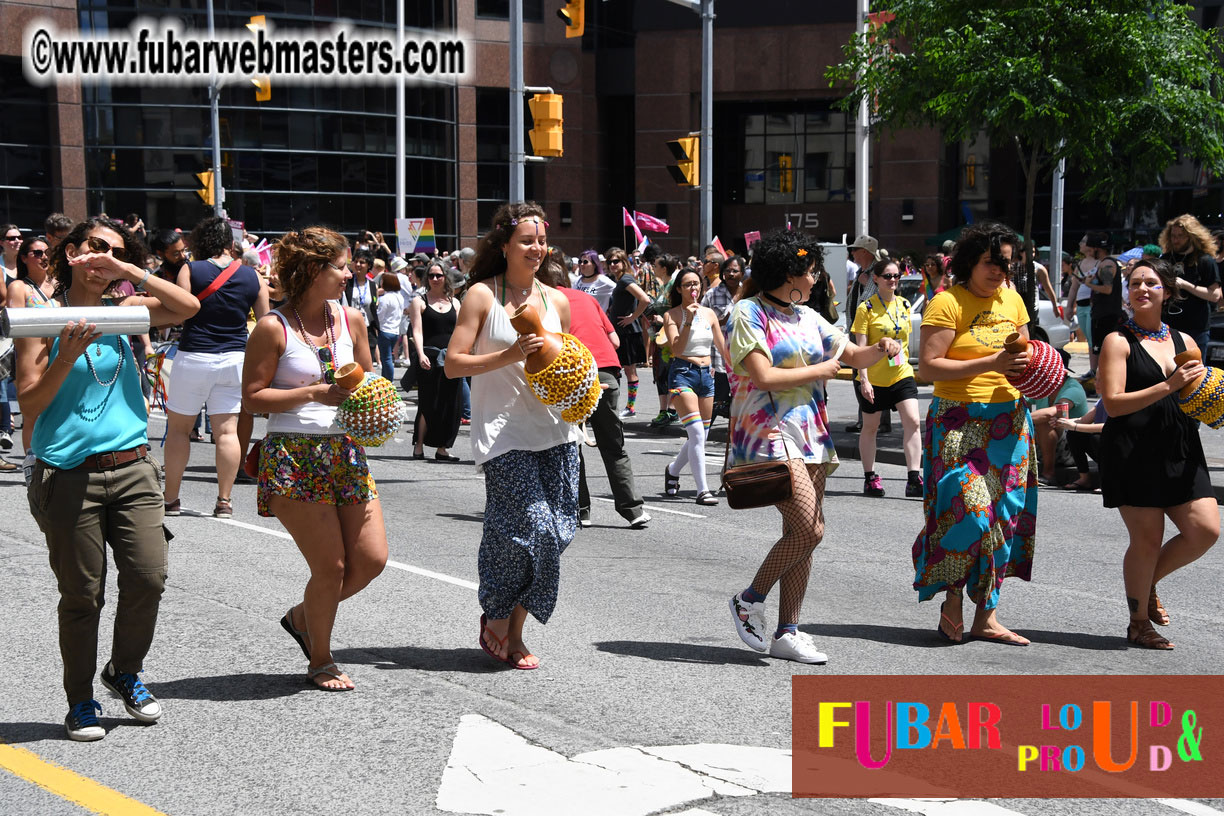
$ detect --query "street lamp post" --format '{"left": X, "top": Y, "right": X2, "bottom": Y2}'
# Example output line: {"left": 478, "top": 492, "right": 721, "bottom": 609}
{"left": 206, "top": 0, "right": 223, "bottom": 216}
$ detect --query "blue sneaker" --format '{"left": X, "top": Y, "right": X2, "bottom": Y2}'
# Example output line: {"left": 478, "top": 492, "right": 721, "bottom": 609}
{"left": 100, "top": 661, "right": 162, "bottom": 723}
{"left": 65, "top": 700, "right": 105, "bottom": 741}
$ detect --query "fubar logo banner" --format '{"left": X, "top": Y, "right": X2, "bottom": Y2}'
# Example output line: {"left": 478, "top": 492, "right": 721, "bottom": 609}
{"left": 792, "top": 676, "right": 1215, "bottom": 798}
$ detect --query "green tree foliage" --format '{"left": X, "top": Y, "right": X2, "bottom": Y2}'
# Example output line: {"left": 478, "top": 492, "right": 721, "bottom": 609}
{"left": 828, "top": 0, "right": 1224, "bottom": 309}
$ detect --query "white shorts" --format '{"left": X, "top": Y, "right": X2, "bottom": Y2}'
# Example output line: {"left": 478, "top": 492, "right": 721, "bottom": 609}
{"left": 166, "top": 350, "right": 245, "bottom": 416}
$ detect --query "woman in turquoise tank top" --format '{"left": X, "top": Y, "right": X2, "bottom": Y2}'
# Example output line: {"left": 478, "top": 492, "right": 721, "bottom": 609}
{"left": 15, "top": 216, "right": 200, "bottom": 741}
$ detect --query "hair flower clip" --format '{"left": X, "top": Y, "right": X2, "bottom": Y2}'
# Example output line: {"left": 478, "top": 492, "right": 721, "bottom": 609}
{"left": 796, "top": 248, "right": 808, "bottom": 257}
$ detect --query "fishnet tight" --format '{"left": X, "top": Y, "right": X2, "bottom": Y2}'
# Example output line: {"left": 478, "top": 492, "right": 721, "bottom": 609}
{"left": 749, "top": 460, "right": 826, "bottom": 625}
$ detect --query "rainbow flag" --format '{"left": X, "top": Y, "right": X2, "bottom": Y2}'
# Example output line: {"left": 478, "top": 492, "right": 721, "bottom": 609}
{"left": 398, "top": 218, "right": 436, "bottom": 254}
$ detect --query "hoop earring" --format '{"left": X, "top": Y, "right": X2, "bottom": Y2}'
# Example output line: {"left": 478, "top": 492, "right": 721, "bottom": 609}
{"left": 788, "top": 288, "right": 803, "bottom": 305}
{"left": 1167, "top": 300, "right": 1183, "bottom": 316}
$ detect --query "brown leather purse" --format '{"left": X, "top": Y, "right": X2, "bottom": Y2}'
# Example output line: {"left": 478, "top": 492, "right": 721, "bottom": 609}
{"left": 720, "top": 394, "right": 795, "bottom": 510}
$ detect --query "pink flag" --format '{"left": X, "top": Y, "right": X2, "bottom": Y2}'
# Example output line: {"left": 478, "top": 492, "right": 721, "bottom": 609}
{"left": 712, "top": 235, "right": 726, "bottom": 256}
{"left": 634, "top": 210, "right": 670, "bottom": 234}
{"left": 622, "top": 207, "right": 644, "bottom": 244}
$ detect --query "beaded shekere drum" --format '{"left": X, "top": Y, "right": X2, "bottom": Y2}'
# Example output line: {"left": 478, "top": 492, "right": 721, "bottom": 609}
{"left": 334, "top": 365, "right": 408, "bottom": 445}
{"left": 510, "top": 303, "right": 601, "bottom": 424}
{"left": 1003, "top": 333, "right": 1066, "bottom": 400}
{"left": 1173, "top": 349, "right": 1224, "bottom": 429}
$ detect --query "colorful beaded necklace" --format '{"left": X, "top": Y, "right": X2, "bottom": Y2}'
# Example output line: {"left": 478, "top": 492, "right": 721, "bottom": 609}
{"left": 1125, "top": 317, "right": 1169, "bottom": 342}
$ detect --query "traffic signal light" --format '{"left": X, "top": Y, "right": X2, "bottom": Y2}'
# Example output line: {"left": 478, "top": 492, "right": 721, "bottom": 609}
{"left": 196, "top": 170, "right": 214, "bottom": 206}
{"left": 247, "top": 16, "right": 271, "bottom": 101}
{"left": 778, "top": 154, "right": 793, "bottom": 194}
{"left": 557, "top": 1, "right": 584, "bottom": 38}
{"left": 666, "top": 136, "right": 699, "bottom": 187}
{"left": 528, "top": 93, "right": 564, "bottom": 158}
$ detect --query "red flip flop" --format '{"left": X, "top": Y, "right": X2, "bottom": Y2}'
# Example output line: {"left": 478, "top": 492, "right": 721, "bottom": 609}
{"left": 479, "top": 614, "right": 539, "bottom": 669}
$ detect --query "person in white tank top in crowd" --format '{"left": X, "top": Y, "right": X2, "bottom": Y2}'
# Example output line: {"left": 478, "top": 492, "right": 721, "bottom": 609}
{"left": 445, "top": 202, "right": 578, "bottom": 671}
{"left": 661, "top": 267, "right": 730, "bottom": 505}
{"left": 241, "top": 227, "right": 388, "bottom": 691}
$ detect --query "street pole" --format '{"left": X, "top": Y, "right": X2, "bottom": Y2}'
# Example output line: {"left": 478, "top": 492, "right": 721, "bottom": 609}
{"left": 206, "top": 0, "right": 223, "bottom": 216}
{"left": 509, "top": 0, "right": 525, "bottom": 203}
{"left": 699, "top": 0, "right": 713, "bottom": 246}
{"left": 395, "top": 0, "right": 405, "bottom": 223}
{"left": 1049, "top": 152, "right": 1066, "bottom": 295}
{"left": 854, "top": 0, "right": 869, "bottom": 238}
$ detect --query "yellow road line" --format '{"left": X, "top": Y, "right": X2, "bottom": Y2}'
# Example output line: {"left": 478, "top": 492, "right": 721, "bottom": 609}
{"left": 0, "top": 742, "right": 167, "bottom": 815}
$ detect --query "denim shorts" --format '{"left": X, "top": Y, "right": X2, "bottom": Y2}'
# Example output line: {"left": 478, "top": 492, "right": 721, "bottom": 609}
{"left": 667, "top": 359, "right": 714, "bottom": 398}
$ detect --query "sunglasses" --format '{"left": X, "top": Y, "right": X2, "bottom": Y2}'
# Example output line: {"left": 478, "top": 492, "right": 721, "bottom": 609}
{"left": 579, "top": 259, "right": 592, "bottom": 265}
{"left": 4, "top": 234, "right": 21, "bottom": 241}
{"left": 27, "top": 249, "right": 47, "bottom": 258}
{"left": 81, "top": 236, "right": 127, "bottom": 262}
{"left": 609, "top": 259, "right": 624, "bottom": 265}
{"left": 879, "top": 273, "right": 901, "bottom": 280}
{"left": 317, "top": 346, "right": 335, "bottom": 383}
{"left": 428, "top": 273, "right": 445, "bottom": 280}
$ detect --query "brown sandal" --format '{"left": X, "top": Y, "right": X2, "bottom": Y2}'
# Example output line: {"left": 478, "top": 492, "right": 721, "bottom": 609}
{"left": 1127, "top": 620, "right": 1174, "bottom": 650}
{"left": 1148, "top": 586, "right": 1170, "bottom": 626}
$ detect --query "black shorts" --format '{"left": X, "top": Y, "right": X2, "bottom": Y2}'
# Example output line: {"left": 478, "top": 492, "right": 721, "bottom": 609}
{"left": 615, "top": 327, "right": 647, "bottom": 366}
{"left": 856, "top": 376, "right": 919, "bottom": 414}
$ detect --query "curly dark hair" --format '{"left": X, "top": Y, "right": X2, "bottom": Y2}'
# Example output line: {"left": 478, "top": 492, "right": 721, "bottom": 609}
{"left": 948, "top": 222, "right": 1019, "bottom": 288}
{"left": 189, "top": 215, "right": 236, "bottom": 261}
{"left": 272, "top": 226, "right": 348, "bottom": 305}
{"left": 468, "top": 201, "right": 549, "bottom": 284}
{"left": 741, "top": 229, "right": 822, "bottom": 299}
{"left": 48, "top": 216, "right": 147, "bottom": 300}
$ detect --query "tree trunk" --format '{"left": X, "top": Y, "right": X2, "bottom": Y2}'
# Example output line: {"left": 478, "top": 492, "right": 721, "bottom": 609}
{"left": 1020, "top": 143, "right": 1040, "bottom": 320}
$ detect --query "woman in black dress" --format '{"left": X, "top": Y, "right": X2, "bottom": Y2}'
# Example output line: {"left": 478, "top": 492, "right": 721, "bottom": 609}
{"left": 409, "top": 261, "right": 463, "bottom": 461}
{"left": 1097, "top": 258, "right": 1218, "bottom": 650}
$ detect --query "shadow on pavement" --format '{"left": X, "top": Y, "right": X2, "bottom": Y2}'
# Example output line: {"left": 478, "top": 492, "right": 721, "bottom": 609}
{"left": 593, "top": 640, "right": 769, "bottom": 666}
{"left": 0, "top": 718, "right": 153, "bottom": 744}
{"left": 435, "top": 512, "right": 484, "bottom": 524}
{"left": 155, "top": 672, "right": 306, "bottom": 701}
{"left": 334, "top": 646, "right": 506, "bottom": 674}
{"left": 804, "top": 623, "right": 1127, "bottom": 652}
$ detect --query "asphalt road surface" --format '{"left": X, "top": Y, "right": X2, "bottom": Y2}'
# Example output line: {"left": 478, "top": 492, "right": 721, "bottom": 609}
{"left": 2, "top": 380, "right": 1222, "bottom": 816}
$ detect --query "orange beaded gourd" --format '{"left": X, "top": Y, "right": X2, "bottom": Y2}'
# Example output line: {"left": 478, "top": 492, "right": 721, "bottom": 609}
{"left": 509, "top": 303, "right": 601, "bottom": 424}
{"left": 335, "top": 372, "right": 408, "bottom": 446}
{"left": 1172, "top": 349, "right": 1224, "bottom": 429}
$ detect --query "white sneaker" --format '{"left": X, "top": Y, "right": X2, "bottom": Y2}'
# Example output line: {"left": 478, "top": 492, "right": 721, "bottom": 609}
{"left": 628, "top": 510, "right": 651, "bottom": 529}
{"left": 619, "top": 408, "right": 636, "bottom": 419}
{"left": 729, "top": 593, "right": 768, "bottom": 652}
{"left": 769, "top": 631, "right": 828, "bottom": 664}
{"left": 0, "top": 431, "right": 12, "bottom": 450}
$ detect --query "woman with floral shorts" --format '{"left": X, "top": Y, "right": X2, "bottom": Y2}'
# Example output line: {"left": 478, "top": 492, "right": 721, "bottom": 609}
{"left": 242, "top": 226, "right": 387, "bottom": 691}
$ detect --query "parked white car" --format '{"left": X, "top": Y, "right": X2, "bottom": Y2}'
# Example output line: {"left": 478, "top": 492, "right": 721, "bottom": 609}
{"left": 837, "top": 274, "right": 1071, "bottom": 362}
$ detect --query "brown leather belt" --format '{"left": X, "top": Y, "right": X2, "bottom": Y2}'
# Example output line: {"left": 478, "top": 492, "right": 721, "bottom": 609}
{"left": 79, "top": 445, "right": 149, "bottom": 472}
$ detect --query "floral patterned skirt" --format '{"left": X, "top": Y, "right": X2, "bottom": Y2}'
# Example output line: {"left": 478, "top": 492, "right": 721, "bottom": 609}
{"left": 911, "top": 397, "right": 1037, "bottom": 609}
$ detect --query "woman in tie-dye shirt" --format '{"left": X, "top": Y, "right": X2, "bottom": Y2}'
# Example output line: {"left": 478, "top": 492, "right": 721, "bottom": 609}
{"left": 726, "top": 230, "right": 901, "bottom": 665}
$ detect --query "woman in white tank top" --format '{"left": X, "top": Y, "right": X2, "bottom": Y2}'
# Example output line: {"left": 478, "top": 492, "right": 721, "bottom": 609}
{"left": 661, "top": 267, "right": 730, "bottom": 506}
{"left": 241, "top": 227, "right": 388, "bottom": 691}
{"left": 445, "top": 202, "right": 579, "bottom": 671}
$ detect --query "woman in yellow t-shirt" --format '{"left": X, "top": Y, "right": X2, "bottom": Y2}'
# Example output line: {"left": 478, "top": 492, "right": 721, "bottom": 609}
{"left": 913, "top": 222, "right": 1037, "bottom": 647}
{"left": 851, "top": 258, "right": 921, "bottom": 498}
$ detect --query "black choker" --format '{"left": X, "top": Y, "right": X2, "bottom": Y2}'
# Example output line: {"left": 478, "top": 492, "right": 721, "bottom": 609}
{"left": 761, "top": 291, "right": 793, "bottom": 309}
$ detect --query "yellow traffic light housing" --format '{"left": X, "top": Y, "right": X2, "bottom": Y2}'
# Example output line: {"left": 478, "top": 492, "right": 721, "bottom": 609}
{"left": 778, "top": 154, "right": 793, "bottom": 194}
{"left": 196, "top": 170, "right": 215, "bottom": 206}
{"left": 666, "top": 136, "right": 699, "bottom": 187}
{"left": 528, "top": 93, "right": 564, "bottom": 158}
{"left": 557, "top": 1, "right": 584, "bottom": 38}
{"left": 247, "top": 16, "right": 270, "bottom": 101}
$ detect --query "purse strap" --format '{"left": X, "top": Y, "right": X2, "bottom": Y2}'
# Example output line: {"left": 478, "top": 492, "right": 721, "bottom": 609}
{"left": 721, "top": 300, "right": 791, "bottom": 481}
{"left": 196, "top": 259, "right": 242, "bottom": 302}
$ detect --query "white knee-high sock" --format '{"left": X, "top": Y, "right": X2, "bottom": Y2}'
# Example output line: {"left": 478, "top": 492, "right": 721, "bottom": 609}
{"left": 679, "top": 412, "right": 709, "bottom": 493}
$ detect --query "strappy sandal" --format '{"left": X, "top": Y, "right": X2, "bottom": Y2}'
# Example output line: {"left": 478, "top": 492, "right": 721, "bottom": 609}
{"left": 213, "top": 497, "right": 233, "bottom": 519}
{"left": 1148, "top": 585, "right": 1170, "bottom": 626}
{"left": 1127, "top": 620, "right": 1174, "bottom": 650}
{"left": 280, "top": 606, "right": 311, "bottom": 660}
{"left": 307, "top": 662, "right": 354, "bottom": 690}
{"left": 936, "top": 591, "right": 964, "bottom": 643}
{"left": 664, "top": 466, "right": 680, "bottom": 497}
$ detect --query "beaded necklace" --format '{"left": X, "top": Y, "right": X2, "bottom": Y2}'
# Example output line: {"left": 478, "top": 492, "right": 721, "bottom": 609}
{"left": 290, "top": 301, "right": 337, "bottom": 383}
{"left": 1125, "top": 317, "right": 1169, "bottom": 342}
{"left": 65, "top": 289, "right": 125, "bottom": 386}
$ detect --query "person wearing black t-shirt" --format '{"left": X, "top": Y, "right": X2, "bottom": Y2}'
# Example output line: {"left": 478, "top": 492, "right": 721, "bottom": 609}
{"left": 1160, "top": 214, "right": 1222, "bottom": 350}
